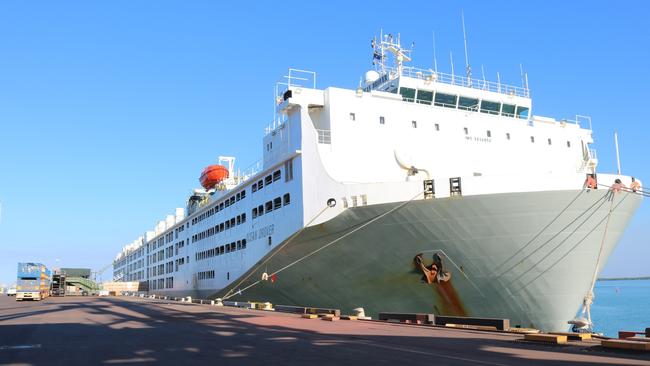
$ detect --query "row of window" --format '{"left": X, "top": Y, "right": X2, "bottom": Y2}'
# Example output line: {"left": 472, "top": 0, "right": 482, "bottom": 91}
{"left": 252, "top": 194, "right": 291, "bottom": 219}
{"left": 196, "top": 239, "right": 247, "bottom": 261}
{"left": 174, "top": 240, "right": 186, "bottom": 255}
{"left": 142, "top": 159, "right": 296, "bottom": 265}
{"left": 462, "top": 127, "right": 572, "bottom": 147}
{"left": 149, "top": 277, "right": 173, "bottom": 290}
{"left": 174, "top": 223, "right": 186, "bottom": 239}
{"left": 198, "top": 270, "right": 215, "bottom": 280}
{"left": 192, "top": 189, "right": 247, "bottom": 226}
{"left": 397, "top": 87, "right": 530, "bottom": 119}
{"left": 150, "top": 256, "right": 190, "bottom": 277}
{"left": 192, "top": 213, "right": 247, "bottom": 244}
{"left": 252, "top": 169, "right": 281, "bottom": 192}
{"left": 125, "top": 270, "right": 144, "bottom": 281}
{"left": 174, "top": 257, "right": 186, "bottom": 272}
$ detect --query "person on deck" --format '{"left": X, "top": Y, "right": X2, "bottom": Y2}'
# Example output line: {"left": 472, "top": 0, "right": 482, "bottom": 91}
{"left": 630, "top": 177, "right": 641, "bottom": 193}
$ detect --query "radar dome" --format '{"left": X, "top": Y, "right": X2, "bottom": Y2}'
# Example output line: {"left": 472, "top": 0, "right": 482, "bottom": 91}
{"left": 364, "top": 70, "right": 380, "bottom": 84}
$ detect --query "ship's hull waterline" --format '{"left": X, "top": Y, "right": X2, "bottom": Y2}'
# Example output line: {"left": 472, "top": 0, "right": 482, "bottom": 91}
{"left": 175, "top": 189, "right": 638, "bottom": 332}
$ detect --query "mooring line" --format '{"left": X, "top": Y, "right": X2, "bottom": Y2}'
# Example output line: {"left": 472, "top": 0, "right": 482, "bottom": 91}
{"left": 225, "top": 189, "right": 424, "bottom": 300}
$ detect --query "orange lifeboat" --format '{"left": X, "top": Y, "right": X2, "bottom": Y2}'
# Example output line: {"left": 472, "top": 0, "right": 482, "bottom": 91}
{"left": 199, "top": 165, "right": 229, "bottom": 189}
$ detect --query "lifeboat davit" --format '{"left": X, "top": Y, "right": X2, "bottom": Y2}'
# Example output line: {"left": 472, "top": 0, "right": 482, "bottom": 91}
{"left": 199, "top": 165, "right": 229, "bottom": 189}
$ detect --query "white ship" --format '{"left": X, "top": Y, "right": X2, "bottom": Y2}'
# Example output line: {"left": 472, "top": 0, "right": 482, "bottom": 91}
{"left": 113, "top": 33, "right": 643, "bottom": 331}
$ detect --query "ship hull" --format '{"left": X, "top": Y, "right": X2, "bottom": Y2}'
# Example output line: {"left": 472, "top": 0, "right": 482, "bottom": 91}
{"left": 208, "top": 188, "right": 640, "bottom": 331}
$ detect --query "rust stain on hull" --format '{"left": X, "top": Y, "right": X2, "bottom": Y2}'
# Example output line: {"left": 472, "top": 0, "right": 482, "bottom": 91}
{"left": 414, "top": 253, "right": 468, "bottom": 317}
{"left": 432, "top": 280, "right": 467, "bottom": 317}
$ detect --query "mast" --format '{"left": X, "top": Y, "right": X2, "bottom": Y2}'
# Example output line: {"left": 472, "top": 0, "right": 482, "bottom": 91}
{"left": 615, "top": 132, "right": 622, "bottom": 175}
{"left": 462, "top": 10, "right": 472, "bottom": 86}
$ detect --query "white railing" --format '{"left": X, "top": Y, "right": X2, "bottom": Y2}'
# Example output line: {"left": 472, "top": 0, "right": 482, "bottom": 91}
{"left": 561, "top": 115, "right": 593, "bottom": 130}
{"left": 394, "top": 66, "right": 530, "bottom": 98}
{"left": 276, "top": 68, "right": 317, "bottom": 100}
{"left": 237, "top": 159, "right": 263, "bottom": 181}
{"left": 316, "top": 129, "right": 331, "bottom": 144}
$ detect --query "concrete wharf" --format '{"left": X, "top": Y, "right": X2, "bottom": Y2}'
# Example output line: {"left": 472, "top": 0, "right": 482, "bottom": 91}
{"left": 0, "top": 296, "right": 649, "bottom": 365}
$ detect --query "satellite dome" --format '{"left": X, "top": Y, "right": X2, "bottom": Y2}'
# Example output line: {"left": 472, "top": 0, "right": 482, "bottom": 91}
{"left": 364, "top": 70, "right": 380, "bottom": 84}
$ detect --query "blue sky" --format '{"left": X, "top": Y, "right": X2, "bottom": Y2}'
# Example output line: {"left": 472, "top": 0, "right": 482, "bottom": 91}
{"left": 0, "top": 1, "right": 648, "bottom": 285}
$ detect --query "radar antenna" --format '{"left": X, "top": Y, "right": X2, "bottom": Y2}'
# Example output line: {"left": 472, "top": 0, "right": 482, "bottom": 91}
{"left": 371, "top": 31, "right": 414, "bottom": 77}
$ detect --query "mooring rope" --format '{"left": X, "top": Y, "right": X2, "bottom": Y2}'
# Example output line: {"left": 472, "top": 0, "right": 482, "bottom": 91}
{"left": 513, "top": 192, "right": 630, "bottom": 293}
{"left": 505, "top": 192, "right": 610, "bottom": 284}
{"left": 223, "top": 189, "right": 424, "bottom": 300}
{"left": 581, "top": 195, "right": 616, "bottom": 326}
{"left": 494, "top": 189, "right": 585, "bottom": 275}
{"left": 222, "top": 204, "right": 333, "bottom": 300}
{"left": 497, "top": 190, "right": 609, "bottom": 278}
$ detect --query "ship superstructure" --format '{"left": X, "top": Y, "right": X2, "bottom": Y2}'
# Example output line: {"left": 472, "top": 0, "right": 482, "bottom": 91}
{"left": 113, "top": 32, "right": 642, "bottom": 331}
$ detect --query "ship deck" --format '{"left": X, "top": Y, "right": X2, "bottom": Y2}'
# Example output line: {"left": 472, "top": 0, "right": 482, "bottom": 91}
{"left": 1, "top": 296, "right": 649, "bottom": 365}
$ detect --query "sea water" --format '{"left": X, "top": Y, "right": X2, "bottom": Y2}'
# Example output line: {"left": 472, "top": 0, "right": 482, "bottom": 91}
{"left": 591, "top": 279, "right": 650, "bottom": 337}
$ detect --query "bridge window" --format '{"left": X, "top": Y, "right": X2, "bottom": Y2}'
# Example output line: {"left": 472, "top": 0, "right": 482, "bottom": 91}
{"left": 516, "top": 106, "right": 529, "bottom": 119}
{"left": 548, "top": 138, "right": 552, "bottom": 145}
{"left": 458, "top": 96, "right": 479, "bottom": 111}
{"left": 349, "top": 112, "right": 356, "bottom": 121}
{"left": 283, "top": 193, "right": 291, "bottom": 205}
{"left": 399, "top": 87, "right": 416, "bottom": 102}
{"left": 530, "top": 136, "right": 535, "bottom": 143}
{"left": 464, "top": 127, "right": 469, "bottom": 135}
{"left": 434, "top": 123, "right": 440, "bottom": 131}
{"left": 434, "top": 93, "right": 457, "bottom": 108}
{"left": 284, "top": 159, "right": 294, "bottom": 182}
{"left": 379, "top": 116, "right": 385, "bottom": 125}
{"left": 416, "top": 89, "right": 433, "bottom": 105}
{"left": 480, "top": 100, "right": 501, "bottom": 115}
{"left": 567, "top": 141, "right": 571, "bottom": 148}
{"left": 487, "top": 130, "right": 491, "bottom": 138}
{"left": 412, "top": 120, "right": 417, "bottom": 128}
{"left": 506, "top": 133, "right": 511, "bottom": 140}
{"left": 502, "top": 104, "right": 516, "bottom": 117}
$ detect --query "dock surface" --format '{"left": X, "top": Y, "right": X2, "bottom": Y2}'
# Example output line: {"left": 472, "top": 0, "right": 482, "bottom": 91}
{"left": 1, "top": 296, "right": 649, "bottom": 365}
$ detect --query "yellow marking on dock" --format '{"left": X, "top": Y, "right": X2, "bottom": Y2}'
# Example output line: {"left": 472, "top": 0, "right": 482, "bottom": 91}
{"left": 341, "top": 315, "right": 357, "bottom": 320}
{"left": 322, "top": 316, "right": 340, "bottom": 321}
{"left": 301, "top": 314, "right": 318, "bottom": 319}
{"left": 507, "top": 328, "right": 540, "bottom": 334}
{"left": 602, "top": 339, "right": 650, "bottom": 351}
{"left": 524, "top": 334, "right": 567, "bottom": 344}
{"left": 550, "top": 332, "right": 592, "bottom": 341}
{"left": 445, "top": 324, "right": 497, "bottom": 331}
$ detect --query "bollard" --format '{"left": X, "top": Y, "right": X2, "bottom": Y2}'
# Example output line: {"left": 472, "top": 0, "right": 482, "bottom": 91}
{"left": 214, "top": 298, "right": 223, "bottom": 306}
{"left": 354, "top": 307, "right": 371, "bottom": 320}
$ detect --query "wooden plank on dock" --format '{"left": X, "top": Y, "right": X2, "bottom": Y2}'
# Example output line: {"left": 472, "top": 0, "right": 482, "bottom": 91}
{"left": 602, "top": 339, "right": 650, "bottom": 351}
{"left": 445, "top": 324, "right": 497, "bottom": 331}
{"left": 625, "top": 337, "right": 650, "bottom": 343}
{"left": 379, "top": 312, "right": 434, "bottom": 325}
{"left": 434, "top": 315, "right": 510, "bottom": 331}
{"left": 524, "top": 334, "right": 567, "bottom": 344}
{"left": 322, "top": 315, "right": 340, "bottom": 321}
{"left": 341, "top": 315, "right": 357, "bottom": 321}
{"left": 550, "top": 332, "right": 592, "bottom": 341}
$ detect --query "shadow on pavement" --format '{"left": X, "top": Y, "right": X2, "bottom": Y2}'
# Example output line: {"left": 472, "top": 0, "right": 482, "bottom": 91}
{"left": 0, "top": 297, "right": 648, "bottom": 366}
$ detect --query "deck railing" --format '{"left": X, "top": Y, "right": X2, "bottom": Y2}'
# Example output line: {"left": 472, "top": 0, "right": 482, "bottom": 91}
{"left": 395, "top": 66, "right": 530, "bottom": 98}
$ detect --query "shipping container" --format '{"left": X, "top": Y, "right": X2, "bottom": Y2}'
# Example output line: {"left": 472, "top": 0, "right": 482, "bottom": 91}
{"left": 16, "top": 263, "right": 51, "bottom": 301}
